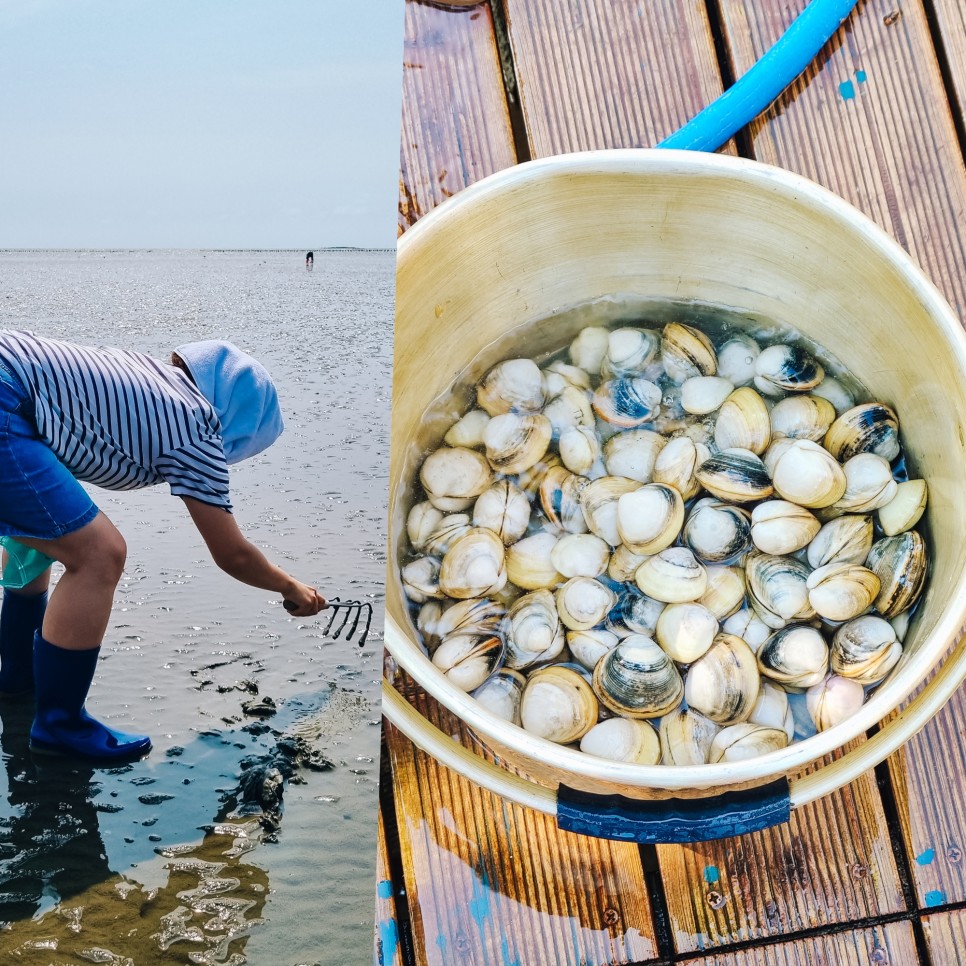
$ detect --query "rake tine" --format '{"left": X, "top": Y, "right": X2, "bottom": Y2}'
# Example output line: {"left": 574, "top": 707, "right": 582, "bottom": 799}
{"left": 331, "top": 606, "right": 352, "bottom": 640}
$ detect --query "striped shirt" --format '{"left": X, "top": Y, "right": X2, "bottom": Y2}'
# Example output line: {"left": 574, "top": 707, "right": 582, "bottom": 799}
{"left": 0, "top": 331, "right": 232, "bottom": 510}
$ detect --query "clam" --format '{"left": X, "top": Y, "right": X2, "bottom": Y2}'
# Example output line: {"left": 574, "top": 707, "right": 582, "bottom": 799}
{"left": 722, "top": 606, "right": 772, "bottom": 653}
{"left": 616, "top": 483, "right": 684, "bottom": 555}
{"left": 504, "top": 590, "right": 565, "bottom": 669}
{"left": 635, "top": 547, "right": 708, "bottom": 603}
{"left": 538, "top": 465, "right": 589, "bottom": 534}
{"left": 520, "top": 665, "right": 598, "bottom": 744}
{"left": 407, "top": 501, "right": 444, "bottom": 552}
{"left": 696, "top": 448, "right": 773, "bottom": 503}
{"left": 833, "top": 454, "right": 898, "bottom": 513}
{"left": 811, "top": 376, "right": 855, "bottom": 415}
{"left": 580, "top": 476, "right": 640, "bottom": 546}
{"left": 769, "top": 394, "right": 836, "bottom": 441}
{"left": 683, "top": 498, "right": 752, "bottom": 563}
{"left": 424, "top": 513, "right": 473, "bottom": 557}
{"left": 653, "top": 435, "right": 710, "bottom": 501}
{"left": 709, "top": 723, "right": 788, "bottom": 763}
{"left": 472, "top": 668, "right": 527, "bottom": 725}
{"left": 420, "top": 446, "right": 493, "bottom": 512}
{"left": 750, "top": 500, "right": 821, "bottom": 556}
{"left": 696, "top": 565, "right": 746, "bottom": 619}
{"left": 601, "top": 327, "right": 660, "bottom": 378}
{"left": 432, "top": 633, "right": 505, "bottom": 692}
{"left": 716, "top": 334, "right": 761, "bottom": 387}
{"left": 473, "top": 480, "right": 531, "bottom": 545}
{"left": 878, "top": 480, "right": 927, "bottom": 536}
{"left": 608, "top": 544, "right": 652, "bottom": 582}
{"left": 602, "top": 429, "right": 666, "bottom": 482}
{"left": 769, "top": 438, "right": 847, "bottom": 509}
{"left": 749, "top": 682, "right": 795, "bottom": 740}
{"left": 659, "top": 708, "right": 721, "bottom": 766}
{"left": 444, "top": 408, "right": 490, "bottom": 448}
{"left": 401, "top": 555, "right": 443, "bottom": 603}
{"left": 477, "top": 358, "right": 546, "bottom": 416}
{"left": 681, "top": 376, "right": 734, "bottom": 415}
{"left": 429, "top": 597, "right": 505, "bottom": 648}
{"left": 754, "top": 343, "right": 824, "bottom": 395}
{"left": 558, "top": 425, "right": 601, "bottom": 476}
{"left": 762, "top": 436, "right": 797, "bottom": 478}
{"left": 661, "top": 322, "right": 717, "bottom": 382}
{"left": 556, "top": 576, "right": 617, "bottom": 631}
{"left": 567, "top": 628, "right": 620, "bottom": 672}
{"left": 592, "top": 376, "right": 662, "bottom": 428}
{"left": 439, "top": 528, "right": 508, "bottom": 599}
{"left": 891, "top": 611, "right": 911, "bottom": 644}
{"left": 807, "top": 563, "right": 880, "bottom": 622}
{"left": 483, "top": 412, "right": 553, "bottom": 475}
{"left": 714, "top": 387, "right": 771, "bottom": 454}
{"left": 550, "top": 532, "right": 611, "bottom": 579}
{"left": 505, "top": 531, "right": 561, "bottom": 590}
{"left": 606, "top": 587, "right": 666, "bottom": 637}
{"left": 824, "top": 403, "right": 901, "bottom": 462}
{"left": 865, "top": 531, "right": 927, "bottom": 619}
{"left": 544, "top": 386, "right": 595, "bottom": 438}
{"left": 684, "top": 633, "right": 761, "bottom": 725}
{"left": 543, "top": 360, "right": 592, "bottom": 396}
{"left": 569, "top": 326, "right": 610, "bottom": 373}
{"left": 745, "top": 552, "right": 814, "bottom": 628}
{"left": 655, "top": 602, "right": 719, "bottom": 664}
{"left": 515, "top": 452, "right": 563, "bottom": 499}
{"left": 757, "top": 625, "right": 829, "bottom": 689}
{"left": 830, "top": 614, "right": 901, "bottom": 685}
{"left": 580, "top": 717, "right": 661, "bottom": 765}
{"left": 806, "top": 674, "right": 866, "bottom": 731}
{"left": 416, "top": 600, "right": 445, "bottom": 651}
{"left": 807, "top": 515, "right": 874, "bottom": 569}
{"left": 592, "top": 635, "right": 684, "bottom": 719}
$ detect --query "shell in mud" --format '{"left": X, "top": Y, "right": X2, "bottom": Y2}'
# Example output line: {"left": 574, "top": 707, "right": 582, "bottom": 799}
{"left": 655, "top": 602, "right": 719, "bottom": 664}
{"left": 550, "top": 532, "right": 611, "bottom": 579}
{"left": 745, "top": 552, "right": 815, "bottom": 628}
{"left": 715, "top": 333, "right": 761, "bottom": 388}
{"left": 659, "top": 707, "right": 721, "bottom": 766}
{"left": 695, "top": 448, "right": 773, "bottom": 504}
{"left": 483, "top": 412, "right": 553, "bottom": 475}
{"left": 539, "top": 465, "right": 589, "bottom": 534}
{"left": 407, "top": 501, "right": 445, "bottom": 552}
{"left": 709, "top": 723, "right": 788, "bottom": 763}
{"left": 579, "top": 717, "right": 661, "bottom": 765}
{"left": 830, "top": 614, "right": 902, "bottom": 685}
{"left": 769, "top": 439, "right": 847, "bottom": 509}
{"left": 558, "top": 425, "right": 601, "bottom": 476}
{"left": 754, "top": 344, "right": 824, "bottom": 395}
{"left": 439, "top": 528, "right": 508, "bottom": 599}
{"left": 806, "top": 563, "right": 880, "bottom": 622}
{"left": 696, "top": 565, "right": 746, "bottom": 619}
{"left": 616, "top": 483, "right": 685, "bottom": 555}
{"left": 580, "top": 476, "right": 640, "bottom": 546}
{"left": 652, "top": 435, "right": 710, "bottom": 501}
{"left": 420, "top": 446, "right": 493, "bottom": 512}
{"left": 520, "top": 665, "right": 598, "bottom": 744}
{"left": 684, "top": 633, "right": 761, "bottom": 726}
{"left": 748, "top": 682, "right": 795, "bottom": 741}
{"left": 402, "top": 555, "right": 443, "bottom": 603}
{"left": 474, "top": 480, "right": 531, "bottom": 545}
{"left": 824, "top": 403, "right": 901, "bottom": 462}
{"left": 472, "top": 668, "right": 527, "bottom": 725}
{"left": 635, "top": 547, "right": 708, "bottom": 603}
{"left": 750, "top": 500, "right": 821, "bottom": 556}
{"left": 555, "top": 576, "right": 618, "bottom": 631}
{"left": 833, "top": 453, "right": 898, "bottom": 513}
{"left": 444, "top": 408, "right": 491, "bottom": 449}
{"left": 806, "top": 674, "right": 866, "bottom": 732}
{"left": 865, "top": 531, "right": 927, "bottom": 619}
{"left": 878, "top": 480, "right": 928, "bottom": 537}
{"left": 503, "top": 590, "right": 565, "bottom": 670}
{"left": 769, "top": 394, "right": 836, "bottom": 442}
{"left": 600, "top": 327, "right": 660, "bottom": 379}
{"left": 661, "top": 322, "right": 717, "bottom": 383}
{"left": 680, "top": 375, "right": 734, "bottom": 415}
{"left": 544, "top": 385, "right": 595, "bottom": 439}
{"left": 714, "top": 387, "right": 771, "bottom": 454}
{"left": 567, "top": 628, "right": 620, "bottom": 672}
{"left": 592, "top": 376, "right": 662, "bottom": 428}
{"left": 592, "top": 635, "right": 684, "bottom": 719}
{"left": 505, "top": 531, "right": 561, "bottom": 590}
{"left": 477, "top": 358, "right": 546, "bottom": 416}
{"left": 757, "top": 624, "right": 829, "bottom": 690}
{"left": 432, "top": 633, "right": 505, "bottom": 692}
{"left": 683, "top": 498, "right": 752, "bottom": 564}
{"left": 603, "top": 429, "right": 666, "bottom": 483}
{"left": 806, "top": 515, "right": 874, "bottom": 569}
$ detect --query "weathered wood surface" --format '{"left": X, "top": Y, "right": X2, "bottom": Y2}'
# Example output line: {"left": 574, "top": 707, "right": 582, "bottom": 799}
{"left": 503, "top": 0, "right": 734, "bottom": 156}
{"left": 384, "top": 683, "right": 659, "bottom": 966}
{"left": 678, "top": 920, "right": 919, "bottom": 965}
{"left": 922, "top": 906, "right": 966, "bottom": 962}
{"left": 398, "top": 0, "right": 516, "bottom": 234}
{"left": 932, "top": 0, "right": 966, "bottom": 129}
{"left": 375, "top": 808, "right": 404, "bottom": 966}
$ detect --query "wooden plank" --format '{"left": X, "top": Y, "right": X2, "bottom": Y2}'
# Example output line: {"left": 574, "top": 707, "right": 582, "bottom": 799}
{"left": 375, "top": 808, "right": 404, "bottom": 966}
{"left": 932, "top": 0, "right": 966, "bottom": 129}
{"left": 504, "top": 0, "right": 733, "bottom": 156}
{"left": 383, "top": 682, "right": 660, "bottom": 966}
{"left": 678, "top": 919, "right": 919, "bottom": 965}
{"left": 656, "top": 739, "right": 905, "bottom": 954}
{"left": 922, "top": 906, "right": 966, "bottom": 962}
{"left": 399, "top": 0, "right": 517, "bottom": 233}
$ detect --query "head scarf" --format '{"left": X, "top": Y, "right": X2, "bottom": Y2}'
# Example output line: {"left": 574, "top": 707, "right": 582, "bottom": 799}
{"left": 174, "top": 340, "right": 284, "bottom": 464}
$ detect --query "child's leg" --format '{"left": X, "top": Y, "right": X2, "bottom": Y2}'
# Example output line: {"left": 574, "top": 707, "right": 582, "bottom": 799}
{"left": 0, "top": 561, "right": 50, "bottom": 695}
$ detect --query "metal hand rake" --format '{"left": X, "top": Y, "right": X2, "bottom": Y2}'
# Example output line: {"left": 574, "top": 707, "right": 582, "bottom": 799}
{"left": 284, "top": 596, "right": 373, "bottom": 646}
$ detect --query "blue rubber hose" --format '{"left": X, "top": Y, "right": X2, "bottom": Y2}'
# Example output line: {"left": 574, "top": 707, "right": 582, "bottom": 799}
{"left": 658, "top": 0, "right": 860, "bottom": 152}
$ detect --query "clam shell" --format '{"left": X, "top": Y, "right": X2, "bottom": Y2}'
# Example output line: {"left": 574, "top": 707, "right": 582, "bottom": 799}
{"left": 477, "top": 358, "right": 546, "bottom": 416}
{"left": 715, "top": 334, "right": 761, "bottom": 387}
{"left": 515, "top": 453, "right": 563, "bottom": 499}
{"left": 616, "top": 483, "right": 685, "bottom": 555}
{"left": 683, "top": 498, "right": 752, "bottom": 563}
{"left": 709, "top": 723, "right": 788, "bottom": 763}
{"left": 661, "top": 322, "right": 717, "bottom": 383}
{"left": 505, "top": 531, "right": 562, "bottom": 590}
{"left": 556, "top": 576, "right": 618, "bottom": 631}
{"left": 750, "top": 500, "right": 821, "bottom": 556}
{"left": 472, "top": 668, "right": 527, "bottom": 725}
{"left": 483, "top": 412, "right": 553, "bottom": 475}
{"left": 696, "top": 448, "right": 773, "bottom": 503}
{"left": 520, "top": 665, "right": 598, "bottom": 744}
{"left": 558, "top": 425, "right": 602, "bottom": 476}
{"left": 655, "top": 602, "right": 718, "bottom": 664}
{"left": 444, "top": 408, "right": 490, "bottom": 448}
{"left": 833, "top": 453, "right": 898, "bottom": 513}
{"left": 830, "top": 614, "right": 901, "bottom": 685}
{"left": 653, "top": 435, "right": 710, "bottom": 501}
{"left": 714, "top": 387, "right": 771, "bottom": 454}
{"left": 543, "top": 361, "right": 592, "bottom": 397}
{"left": 592, "top": 376, "right": 662, "bottom": 428}
{"left": 601, "top": 327, "right": 660, "bottom": 378}
{"left": 567, "top": 628, "right": 620, "bottom": 671}
{"left": 878, "top": 479, "right": 927, "bottom": 536}
{"left": 424, "top": 513, "right": 473, "bottom": 557}
{"left": 407, "top": 501, "right": 444, "bottom": 552}
{"left": 473, "top": 480, "right": 531, "bottom": 545}
{"left": 659, "top": 708, "right": 721, "bottom": 765}
{"left": 811, "top": 376, "right": 855, "bottom": 415}
{"left": 420, "top": 446, "right": 493, "bottom": 512}
{"left": 544, "top": 386, "right": 595, "bottom": 439}
{"left": 550, "top": 532, "right": 611, "bottom": 579}
{"left": 580, "top": 476, "right": 640, "bottom": 546}
{"left": 684, "top": 633, "right": 761, "bottom": 725}
{"left": 806, "top": 674, "right": 866, "bottom": 731}
{"left": 432, "top": 633, "right": 505, "bottom": 691}
{"left": 721, "top": 606, "right": 772, "bottom": 653}
{"left": 806, "top": 515, "right": 874, "bottom": 569}
{"left": 608, "top": 544, "right": 652, "bottom": 582}
{"left": 680, "top": 376, "right": 734, "bottom": 415}
{"left": 824, "top": 403, "right": 900, "bottom": 462}
{"left": 539, "top": 465, "right": 589, "bottom": 534}
{"left": 431, "top": 597, "right": 505, "bottom": 648}
{"left": 769, "top": 394, "right": 836, "bottom": 441}
{"left": 401, "top": 555, "right": 443, "bottom": 603}
{"left": 569, "top": 326, "right": 610, "bottom": 373}
{"left": 806, "top": 563, "right": 880, "bottom": 622}
{"left": 603, "top": 429, "right": 666, "bottom": 482}
{"left": 696, "top": 565, "right": 746, "bottom": 619}
{"left": 757, "top": 624, "right": 829, "bottom": 689}
{"left": 635, "top": 547, "right": 708, "bottom": 603}
{"left": 592, "top": 635, "right": 684, "bottom": 719}
{"left": 605, "top": 587, "right": 666, "bottom": 637}
{"left": 745, "top": 551, "right": 815, "bottom": 628}
{"left": 503, "top": 590, "right": 565, "bottom": 669}
{"left": 754, "top": 343, "right": 824, "bottom": 394}
{"left": 439, "top": 528, "right": 508, "bottom": 599}
{"left": 770, "top": 438, "right": 847, "bottom": 509}
{"left": 580, "top": 717, "right": 661, "bottom": 764}
{"left": 749, "top": 681, "right": 795, "bottom": 740}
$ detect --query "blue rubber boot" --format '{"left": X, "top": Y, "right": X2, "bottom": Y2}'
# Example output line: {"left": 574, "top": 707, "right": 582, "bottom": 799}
{"left": 29, "top": 633, "right": 152, "bottom": 760}
{"left": 0, "top": 591, "right": 47, "bottom": 696}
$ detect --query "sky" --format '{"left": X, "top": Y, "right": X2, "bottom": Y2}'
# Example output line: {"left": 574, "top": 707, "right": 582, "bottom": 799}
{"left": 0, "top": 1, "right": 404, "bottom": 248}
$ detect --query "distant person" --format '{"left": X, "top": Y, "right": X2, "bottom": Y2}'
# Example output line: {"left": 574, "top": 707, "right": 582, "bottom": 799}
{"left": 0, "top": 333, "right": 326, "bottom": 762}
{"left": 305, "top": 251, "right": 314, "bottom": 269}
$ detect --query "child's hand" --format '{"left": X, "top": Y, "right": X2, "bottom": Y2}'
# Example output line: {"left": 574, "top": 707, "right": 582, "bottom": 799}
{"left": 282, "top": 581, "right": 327, "bottom": 617}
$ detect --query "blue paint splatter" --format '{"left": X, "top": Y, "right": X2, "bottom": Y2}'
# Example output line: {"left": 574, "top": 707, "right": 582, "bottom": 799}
{"left": 377, "top": 879, "right": 393, "bottom": 899}
{"left": 925, "top": 890, "right": 947, "bottom": 908}
{"left": 916, "top": 848, "right": 936, "bottom": 866}
{"left": 436, "top": 934, "right": 447, "bottom": 952}
{"left": 856, "top": 69, "right": 867, "bottom": 83}
{"left": 501, "top": 936, "right": 521, "bottom": 966}
{"left": 839, "top": 80, "right": 855, "bottom": 101}
{"left": 469, "top": 865, "right": 493, "bottom": 941}
{"left": 704, "top": 865, "right": 720, "bottom": 884}
{"left": 378, "top": 918, "right": 399, "bottom": 965}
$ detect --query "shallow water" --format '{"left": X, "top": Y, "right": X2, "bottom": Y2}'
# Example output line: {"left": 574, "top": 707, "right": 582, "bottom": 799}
{"left": 0, "top": 250, "right": 393, "bottom": 963}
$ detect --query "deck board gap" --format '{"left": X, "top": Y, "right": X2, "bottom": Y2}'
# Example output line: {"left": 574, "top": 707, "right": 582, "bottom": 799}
{"left": 489, "top": 0, "right": 532, "bottom": 162}
{"left": 703, "top": 0, "right": 755, "bottom": 158}
{"left": 379, "top": 746, "right": 418, "bottom": 966}
{"left": 640, "top": 843, "right": 676, "bottom": 961}
{"left": 921, "top": 0, "right": 966, "bottom": 162}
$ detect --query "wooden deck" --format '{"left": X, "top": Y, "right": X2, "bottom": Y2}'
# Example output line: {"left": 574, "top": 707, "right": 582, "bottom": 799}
{"left": 378, "top": 1, "right": 966, "bottom": 963}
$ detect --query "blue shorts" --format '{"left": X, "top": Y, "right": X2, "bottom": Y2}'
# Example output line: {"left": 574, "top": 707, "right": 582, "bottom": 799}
{"left": 0, "top": 360, "right": 98, "bottom": 542}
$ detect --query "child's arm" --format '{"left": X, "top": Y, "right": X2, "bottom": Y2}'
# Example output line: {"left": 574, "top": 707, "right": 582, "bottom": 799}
{"left": 182, "top": 497, "right": 325, "bottom": 617}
